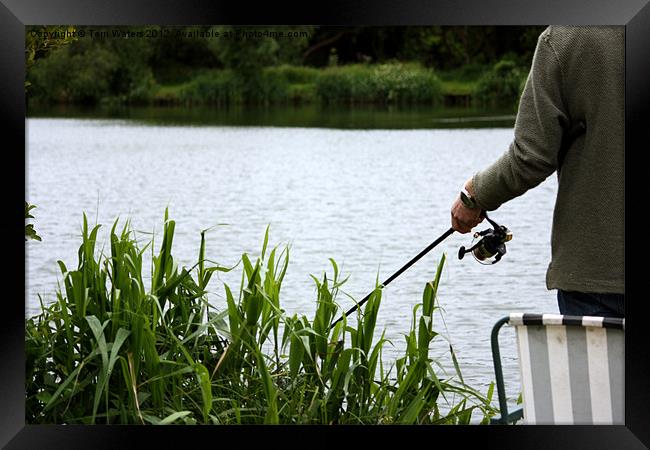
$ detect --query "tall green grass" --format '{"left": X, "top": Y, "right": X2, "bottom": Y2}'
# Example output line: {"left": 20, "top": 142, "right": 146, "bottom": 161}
{"left": 26, "top": 210, "right": 496, "bottom": 424}
{"left": 315, "top": 63, "right": 444, "bottom": 106}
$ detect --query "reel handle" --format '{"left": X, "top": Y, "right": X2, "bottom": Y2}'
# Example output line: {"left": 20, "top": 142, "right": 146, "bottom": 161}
{"left": 457, "top": 211, "right": 511, "bottom": 264}
{"left": 457, "top": 239, "right": 483, "bottom": 261}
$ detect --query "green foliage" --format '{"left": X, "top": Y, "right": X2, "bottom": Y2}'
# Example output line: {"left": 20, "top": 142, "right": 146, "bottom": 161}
{"left": 25, "top": 202, "right": 42, "bottom": 242}
{"left": 29, "top": 45, "right": 120, "bottom": 104}
{"left": 178, "top": 68, "right": 292, "bottom": 106}
{"left": 27, "top": 28, "right": 156, "bottom": 105}
{"left": 315, "top": 63, "right": 443, "bottom": 105}
{"left": 26, "top": 25, "right": 543, "bottom": 109}
{"left": 206, "top": 26, "right": 314, "bottom": 69}
{"left": 203, "top": 26, "right": 313, "bottom": 103}
{"left": 26, "top": 211, "right": 497, "bottom": 424}
{"left": 167, "top": 63, "right": 444, "bottom": 106}
{"left": 472, "top": 59, "right": 527, "bottom": 110}
{"left": 399, "top": 26, "right": 545, "bottom": 70}
{"left": 179, "top": 70, "right": 241, "bottom": 106}
{"left": 25, "top": 26, "right": 78, "bottom": 92}
{"left": 250, "top": 69, "right": 291, "bottom": 105}
{"left": 438, "top": 63, "right": 490, "bottom": 83}
{"left": 303, "top": 26, "right": 543, "bottom": 69}
{"left": 269, "top": 64, "right": 320, "bottom": 84}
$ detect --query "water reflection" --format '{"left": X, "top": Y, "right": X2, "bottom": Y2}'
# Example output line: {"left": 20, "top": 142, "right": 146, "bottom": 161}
{"left": 28, "top": 104, "right": 516, "bottom": 130}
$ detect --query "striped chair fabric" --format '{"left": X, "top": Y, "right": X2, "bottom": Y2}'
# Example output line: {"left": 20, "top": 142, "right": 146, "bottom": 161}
{"left": 495, "top": 313, "right": 624, "bottom": 425}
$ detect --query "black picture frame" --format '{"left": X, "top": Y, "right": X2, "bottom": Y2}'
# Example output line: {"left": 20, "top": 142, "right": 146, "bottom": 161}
{"left": 3, "top": 0, "right": 648, "bottom": 448}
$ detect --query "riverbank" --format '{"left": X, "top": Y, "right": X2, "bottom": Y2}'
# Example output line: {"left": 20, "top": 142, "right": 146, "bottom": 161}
{"left": 27, "top": 61, "right": 527, "bottom": 111}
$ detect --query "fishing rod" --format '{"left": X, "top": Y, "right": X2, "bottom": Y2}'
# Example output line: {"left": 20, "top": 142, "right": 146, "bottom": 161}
{"left": 328, "top": 118, "right": 585, "bottom": 330}
{"left": 328, "top": 211, "right": 512, "bottom": 330}
{"left": 327, "top": 118, "right": 586, "bottom": 330}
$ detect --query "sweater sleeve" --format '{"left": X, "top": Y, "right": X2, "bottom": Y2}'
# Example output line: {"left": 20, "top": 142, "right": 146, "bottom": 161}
{"left": 472, "top": 28, "right": 569, "bottom": 211}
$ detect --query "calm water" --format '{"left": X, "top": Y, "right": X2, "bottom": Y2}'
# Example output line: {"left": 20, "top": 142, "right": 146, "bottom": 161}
{"left": 26, "top": 106, "right": 559, "bottom": 411}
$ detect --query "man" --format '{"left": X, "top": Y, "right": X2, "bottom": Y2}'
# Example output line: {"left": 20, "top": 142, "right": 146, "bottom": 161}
{"left": 450, "top": 26, "right": 624, "bottom": 318}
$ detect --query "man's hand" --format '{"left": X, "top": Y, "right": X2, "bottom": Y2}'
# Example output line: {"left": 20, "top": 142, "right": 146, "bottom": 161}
{"left": 451, "top": 178, "right": 484, "bottom": 233}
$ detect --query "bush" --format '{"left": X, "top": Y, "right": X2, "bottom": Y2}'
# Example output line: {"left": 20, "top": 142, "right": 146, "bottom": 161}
{"left": 179, "top": 70, "right": 242, "bottom": 105}
{"left": 315, "top": 63, "right": 443, "bottom": 105}
{"left": 246, "top": 69, "right": 291, "bottom": 105}
{"left": 179, "top": 68, "right": 294, "bottom": 105}
{"left": 285, "top": 83, "right": 316, "bottom": 103}
{"left": 472, "top": 59, "right": 527, "bottom": 110}
{"left": 268, "top": 64, "right": 320, "bottom": 84}
{"left": 26, "top": 211, "right": 496, "bottom": 424}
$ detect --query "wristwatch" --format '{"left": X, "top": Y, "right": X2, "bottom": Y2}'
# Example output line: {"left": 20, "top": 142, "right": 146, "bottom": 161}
{"left": 460, "top": 187, "right": 478, "bottom": 209}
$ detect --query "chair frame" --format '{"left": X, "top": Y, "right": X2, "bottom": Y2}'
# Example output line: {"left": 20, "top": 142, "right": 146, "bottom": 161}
{"left": 490, "top": 316, "right": 524, "bottom": 425}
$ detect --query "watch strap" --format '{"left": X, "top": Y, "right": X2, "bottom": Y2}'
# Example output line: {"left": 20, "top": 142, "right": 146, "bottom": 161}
{"left": 460, "top": 188, "right": 478, "bottom": 209}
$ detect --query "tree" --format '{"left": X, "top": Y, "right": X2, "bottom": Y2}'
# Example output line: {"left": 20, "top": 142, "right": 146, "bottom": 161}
{"left": 205, "top": 26, "right": 314, "bottom": 101}
{"left": 25, "top": 26, "right": 78, "bottom": 91}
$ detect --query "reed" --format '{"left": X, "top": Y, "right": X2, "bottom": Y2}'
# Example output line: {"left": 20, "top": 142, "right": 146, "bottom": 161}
{"left": 26, "top": 210, "right": 496, "bottom": 424}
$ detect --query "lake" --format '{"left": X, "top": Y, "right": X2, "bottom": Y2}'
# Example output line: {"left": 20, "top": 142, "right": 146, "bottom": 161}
{"left": 26, "top": 105, "right": 559, "bottom": 412}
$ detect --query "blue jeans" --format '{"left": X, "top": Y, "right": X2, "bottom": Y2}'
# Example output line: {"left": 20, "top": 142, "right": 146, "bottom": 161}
{"left": 557, "top": 290, "right": 625, "bottom": 318}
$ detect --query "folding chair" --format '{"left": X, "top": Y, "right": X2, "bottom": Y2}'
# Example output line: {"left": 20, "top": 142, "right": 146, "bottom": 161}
{"left": 490, "top": 313, "right": 625, "bottom": 425}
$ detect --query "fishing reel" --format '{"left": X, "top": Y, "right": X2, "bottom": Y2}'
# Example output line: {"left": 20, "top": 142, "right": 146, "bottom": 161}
{"left": 458, "top": 213, "right": 512, "bottom": 265}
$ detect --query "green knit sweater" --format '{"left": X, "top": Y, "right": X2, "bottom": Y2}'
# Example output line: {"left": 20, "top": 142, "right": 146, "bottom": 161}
{"left": 472, "top": 26, "right": 624, "bottom": 294}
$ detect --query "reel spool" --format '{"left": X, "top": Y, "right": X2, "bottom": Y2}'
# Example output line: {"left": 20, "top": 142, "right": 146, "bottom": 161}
{"left": 458, "top": 213, "right": 512, "bottom": 265}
